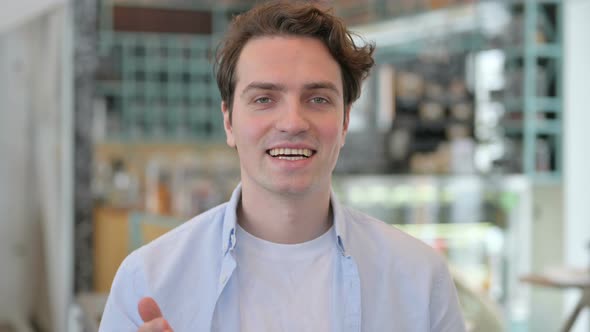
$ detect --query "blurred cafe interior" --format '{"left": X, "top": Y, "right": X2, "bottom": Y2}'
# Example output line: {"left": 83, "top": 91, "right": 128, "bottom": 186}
{"left": 1, "top": 0, "right": 589, "bottom": 331}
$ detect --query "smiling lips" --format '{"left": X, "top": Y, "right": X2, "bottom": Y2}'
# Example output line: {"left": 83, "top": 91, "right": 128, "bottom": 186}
{"left": 267, "top": 147, "right": 315, "bottom": 160}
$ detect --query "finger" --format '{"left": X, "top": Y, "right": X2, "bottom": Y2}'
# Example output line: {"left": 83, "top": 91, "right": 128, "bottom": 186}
{"left": 137, "top": 317, "right": 171, "bottom": 332}
{"left": 138, "top": 297, "right": 163, "bottom": 323}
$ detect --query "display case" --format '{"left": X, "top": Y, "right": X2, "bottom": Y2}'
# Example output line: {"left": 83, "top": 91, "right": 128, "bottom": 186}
{"left": 333, "top": 174, "right": 533, "bottom": 328}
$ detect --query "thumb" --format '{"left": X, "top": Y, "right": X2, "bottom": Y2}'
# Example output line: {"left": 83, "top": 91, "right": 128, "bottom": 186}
{"left": 138, "top": 297, "right": 163, "bottom": 323}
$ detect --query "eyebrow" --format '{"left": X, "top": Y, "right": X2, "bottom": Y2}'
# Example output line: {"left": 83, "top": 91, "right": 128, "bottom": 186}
{"left": 241, "top": 82, "right": 286, "bottom": 97}
{"left": 240, "top": 81, "right": 341, "bottom": 97}
{"left": 303, "top": 82, "right": 341, "bottom": 96}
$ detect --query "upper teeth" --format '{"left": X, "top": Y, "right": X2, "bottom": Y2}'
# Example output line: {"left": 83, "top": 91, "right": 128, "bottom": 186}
{"left": 268, "top": 148, "right": 313, "bottom": 157}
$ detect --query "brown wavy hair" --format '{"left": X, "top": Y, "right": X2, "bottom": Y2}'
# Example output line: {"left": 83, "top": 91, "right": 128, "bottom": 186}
{"left": 214, "top": 0, "right": 375, "bottom": 120}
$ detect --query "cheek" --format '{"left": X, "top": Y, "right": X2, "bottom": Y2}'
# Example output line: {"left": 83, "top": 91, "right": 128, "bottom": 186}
{"left": 319, "top": 121, "right": 344, "bottom": 145}
{"left": 233, "top": 117, "right": 267, "bottom": 145}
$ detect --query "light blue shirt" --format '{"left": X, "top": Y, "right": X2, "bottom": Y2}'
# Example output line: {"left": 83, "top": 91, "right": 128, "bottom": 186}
{"left": 99, "top": 185, "right": 465, "bottom": 331}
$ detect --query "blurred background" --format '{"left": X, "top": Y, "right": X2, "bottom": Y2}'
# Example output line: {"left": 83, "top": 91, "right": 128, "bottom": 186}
{"left": 1, "top": 0, "right": 589, "bottom": 331}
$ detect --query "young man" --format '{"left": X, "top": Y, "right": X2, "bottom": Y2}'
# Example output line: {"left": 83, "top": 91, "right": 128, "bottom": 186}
{"left": 99, "top": 2, "right": 465, "bottom": 331}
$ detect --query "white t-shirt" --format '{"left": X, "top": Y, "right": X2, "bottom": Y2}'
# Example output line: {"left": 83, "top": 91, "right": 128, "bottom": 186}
{"left": 235, "top": 224, "right": 336, "bottom": 332}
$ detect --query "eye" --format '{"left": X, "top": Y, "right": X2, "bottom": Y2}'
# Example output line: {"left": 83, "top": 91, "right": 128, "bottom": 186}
{"left": 310, "top": 96, "right": 329, "bottom": 104}
{"left": 255, "top": 97, "right": 272, "bottom": 104}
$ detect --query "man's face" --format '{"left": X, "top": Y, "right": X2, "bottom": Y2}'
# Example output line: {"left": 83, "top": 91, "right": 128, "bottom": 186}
{"left": 222, "top": 36, "right": 349, "bottom": 197}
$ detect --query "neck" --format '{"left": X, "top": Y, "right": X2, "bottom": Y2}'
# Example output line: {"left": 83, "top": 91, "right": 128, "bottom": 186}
{"left": 237, "top": 184, "right": 333, "bottom": 244}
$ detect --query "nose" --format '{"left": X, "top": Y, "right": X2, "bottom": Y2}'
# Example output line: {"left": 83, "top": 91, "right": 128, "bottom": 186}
{"left": 274, "top": 100, "right": 310, "bottom": 135}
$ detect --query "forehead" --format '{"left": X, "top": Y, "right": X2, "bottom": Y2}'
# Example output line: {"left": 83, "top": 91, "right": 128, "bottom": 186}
{"left": 234, "top": 36, "right": 343, "bottom": 92}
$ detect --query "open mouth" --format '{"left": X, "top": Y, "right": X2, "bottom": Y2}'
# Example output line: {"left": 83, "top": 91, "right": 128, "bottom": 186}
{"left": 266, "top": 148, "right": 315, "bottom": 160}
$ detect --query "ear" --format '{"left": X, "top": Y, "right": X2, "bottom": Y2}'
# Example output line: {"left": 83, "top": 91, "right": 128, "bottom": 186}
{"left": 221, "top": 101, "right": 236, "bottom": 148}
{"left": 341, "top": 105, "right": 351, "bottom": 147}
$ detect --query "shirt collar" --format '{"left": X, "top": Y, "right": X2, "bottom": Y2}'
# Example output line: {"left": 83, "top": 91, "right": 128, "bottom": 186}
{"left": 221, "top": 184, "right": 349, "bottom": 256}
{"left": 330, "top": 189, "right": 349, "bottom": 256}
{"left": 221, "top": 184, "right": 241, "bottom": 254}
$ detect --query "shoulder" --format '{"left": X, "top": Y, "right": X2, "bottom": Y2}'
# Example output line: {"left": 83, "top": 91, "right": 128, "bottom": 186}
{"left": 136, "top": 203, "right": 227, "bottom": 259}
{"left": 100, "top": 208, "right": 227, "bottom": 332}
{"left": 116, "top": 202, "right": 228, "bottom": 289}
{"left": 102, "top": 203, "right": 229, "bottom": 329}
{"left": 339, "top": 206, "right": 465, "bottom": 330}
{"left": 341, "top": 206, "right": 446, "bottom": 269}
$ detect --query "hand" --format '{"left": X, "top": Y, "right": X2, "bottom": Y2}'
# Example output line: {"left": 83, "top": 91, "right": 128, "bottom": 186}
{"left": 137, "top": 297, "right": 173, "bottom": 332}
